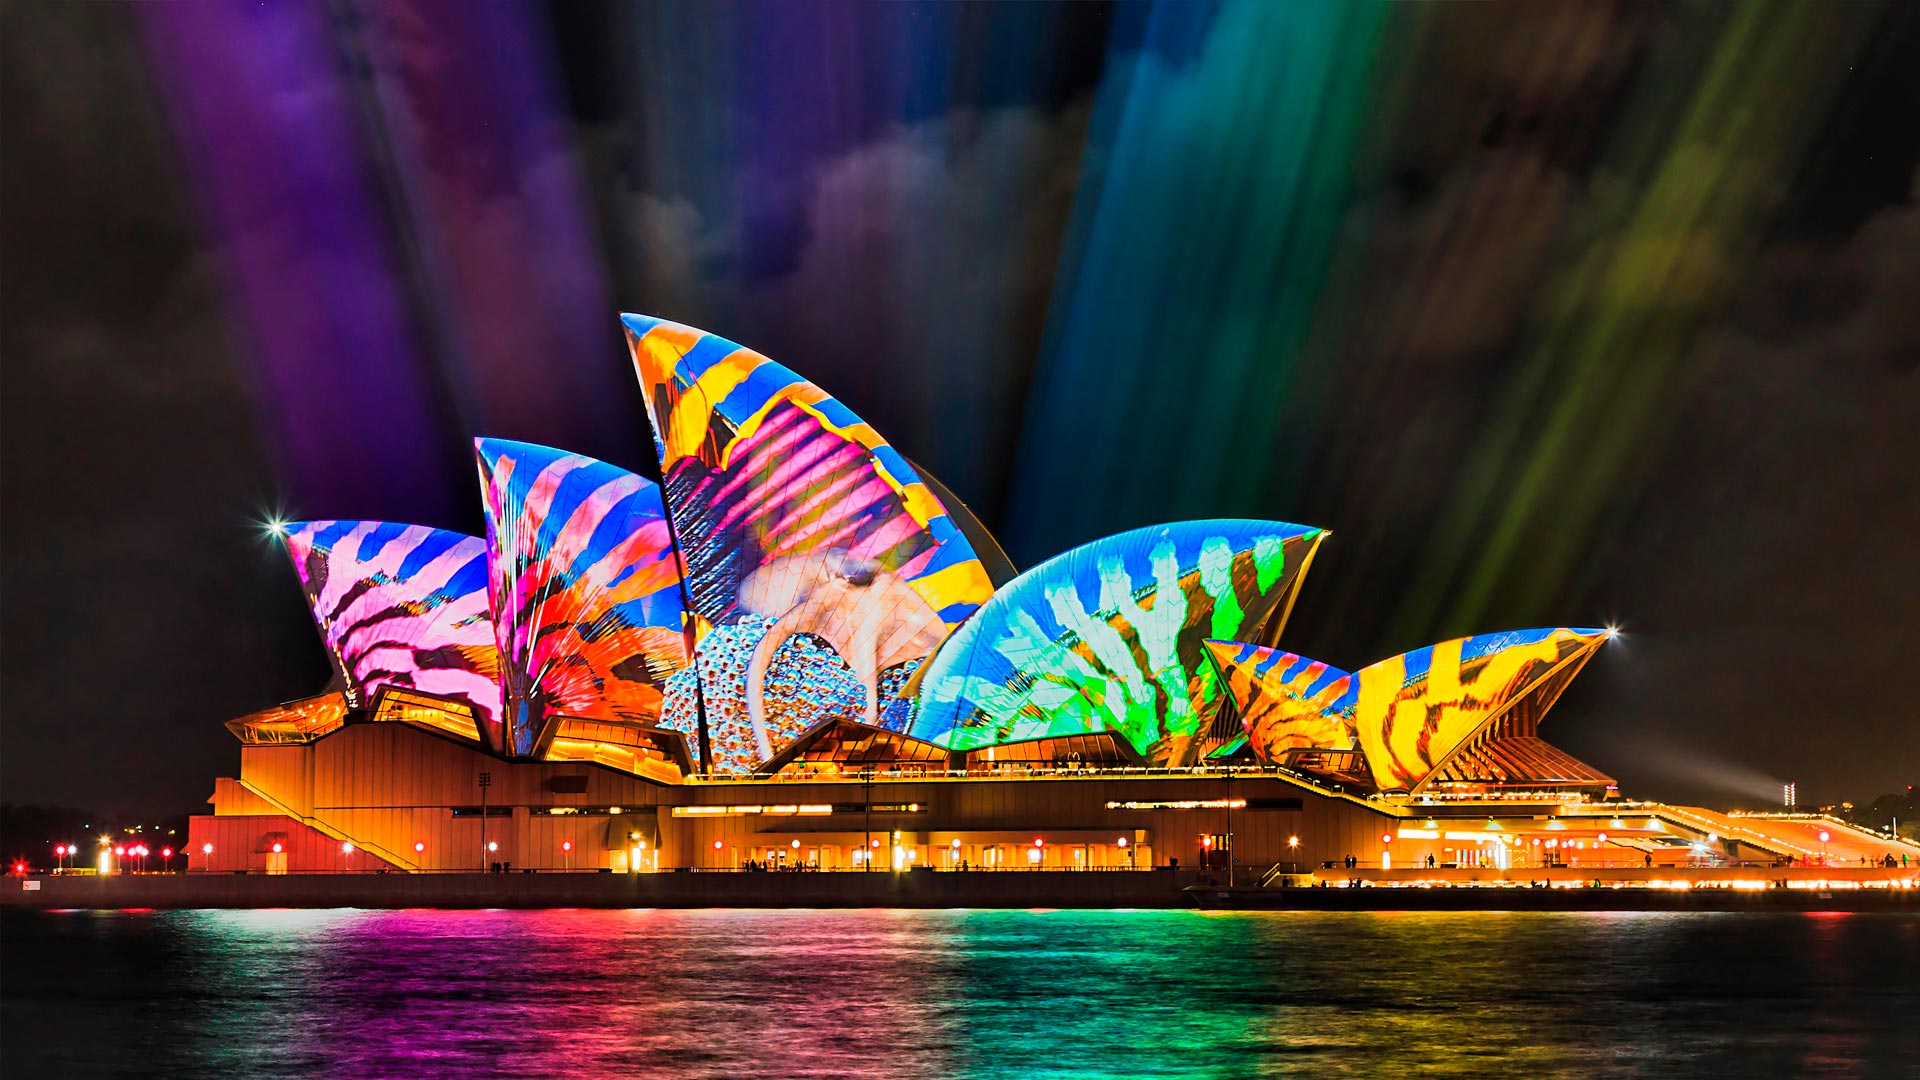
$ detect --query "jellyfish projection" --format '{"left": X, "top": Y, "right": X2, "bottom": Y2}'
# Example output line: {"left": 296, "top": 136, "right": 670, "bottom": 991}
{"left": 475, "top": 439, "right": 689, "bottom": 757}
{"left": 1206, "top": 628, "right": 1610, "bottom": 793}
{"left": 622, "top": 314, "right": 995, "bottom": 773}
{"left": 280, "top": 520, "right": 504, "bottom": 750}
{"left": 909, "top": 520, "right": 1327, "bottom": 764}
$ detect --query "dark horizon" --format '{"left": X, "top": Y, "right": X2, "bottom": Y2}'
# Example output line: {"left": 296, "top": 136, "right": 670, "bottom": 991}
{"left": 4, "top": 1, "right": 1918, "bottom": 814}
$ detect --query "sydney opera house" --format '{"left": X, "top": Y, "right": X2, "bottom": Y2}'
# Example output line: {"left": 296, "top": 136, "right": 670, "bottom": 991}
{"left": 187, "top": 315, "right": 1911, "bottom": 881}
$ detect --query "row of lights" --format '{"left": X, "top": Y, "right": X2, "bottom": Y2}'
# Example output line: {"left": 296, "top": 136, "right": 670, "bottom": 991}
{"left": 192, "top": 840, "right": 589, "bottom": 859}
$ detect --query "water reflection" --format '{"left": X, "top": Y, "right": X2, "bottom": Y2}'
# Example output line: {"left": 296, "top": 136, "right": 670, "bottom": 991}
{"left": 3, "top": 910, "right": 1915, "bottom": 1078}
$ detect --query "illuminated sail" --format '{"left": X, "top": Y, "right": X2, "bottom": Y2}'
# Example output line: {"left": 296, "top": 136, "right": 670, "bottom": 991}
{"left": 910, "top": 520, "right": 1326, "bottom": 763}
{"left": 282, "top": 520, "right": 503, "bottom": 750}
{"left": 623, "top": 314, "right": 995, "bottom": 773}
{"left": 475, "top": 439, "right": 688, "bottom": 757}
{"left": 1208, "top": 628, "right": 1608, "bottom": 792}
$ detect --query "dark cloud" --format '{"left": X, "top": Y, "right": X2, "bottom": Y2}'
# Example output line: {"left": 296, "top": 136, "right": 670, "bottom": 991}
{"left": 1559, "top": 177, "right": 1920, "bottom": 803}
{"left": 1, "top": 3, "right": 328, "bottom": 813}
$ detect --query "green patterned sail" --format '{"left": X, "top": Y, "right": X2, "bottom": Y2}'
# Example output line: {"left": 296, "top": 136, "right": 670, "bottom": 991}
{"left": 909, "top": 520, "right": 1325, "bottom": 764}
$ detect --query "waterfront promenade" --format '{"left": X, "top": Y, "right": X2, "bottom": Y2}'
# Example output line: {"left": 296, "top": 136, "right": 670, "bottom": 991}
{"left": 7, "top": 865, "right": 1914, "bottom": 912}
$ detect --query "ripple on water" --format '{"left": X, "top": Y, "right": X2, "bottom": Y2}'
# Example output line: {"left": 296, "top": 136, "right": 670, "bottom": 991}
{"left": 2, "top": 908, "right": 1916, "bottom": 1079}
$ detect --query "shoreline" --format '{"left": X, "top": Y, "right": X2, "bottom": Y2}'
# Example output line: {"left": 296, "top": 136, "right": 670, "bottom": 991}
{"left": 7, "top": 870, "right": 1916, "bottom": 912}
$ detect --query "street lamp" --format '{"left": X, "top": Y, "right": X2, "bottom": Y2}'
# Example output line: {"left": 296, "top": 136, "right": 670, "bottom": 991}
{"left": 561, "top": 839, "right": 573, "bottom": 871}
{"left": 1287, "top": 834, "right": 1300, "bottom": 873}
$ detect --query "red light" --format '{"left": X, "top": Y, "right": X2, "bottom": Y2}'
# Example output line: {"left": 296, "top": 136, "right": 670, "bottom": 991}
{"left": 161, "top": 848, "right": 173, "bottom": 859}
{"left": 713, "top": 840, "right": 723, "bottom": 850}
{"left": 1033, "top": 838, "right": 1044, "bottom": 848}
{"left": 1202, "top": 837, "right": 1213, "bottom": 848}
{"left": 561, "top": 841, "right": 573, "bottom": 852}
{"left": 114, "top": 846, "right": 126, "bottom": 857}
{"left": 1818, "top": 831, "right": 1831, "bottom": 843}
{"left": 270, "top": 843, "right": 283, "bottom": 854}
{"left": 1381, "top": 833, "right": 1393, "bottom": 845}
{"left": 1597, "top": 833, "right": 1608, "bottom": 844}
{"left": 871, "top": 839, "right": 881, "bottom": 848}
{"left": 414, "top": 842, "right": 425, "bottom": 853}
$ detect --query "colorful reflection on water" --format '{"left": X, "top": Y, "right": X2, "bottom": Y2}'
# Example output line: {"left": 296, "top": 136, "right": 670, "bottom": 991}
{"left": 4, "top": 909, "right": 1916, "bottom": 1078}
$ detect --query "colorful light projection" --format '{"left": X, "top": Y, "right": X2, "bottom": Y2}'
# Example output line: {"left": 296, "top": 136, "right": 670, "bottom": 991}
{"left": 657, "top": 618, "right": 923, "bottom": 774}
{"left": 623, "top": 314, "right": 994, "bottom": 772}
{"left": 281, "top": 521, "right": 503, "bottom": 750}
{"left": 1206, "top": 627, "right": 1608, "bottom": 792}
{"left": 1203, "top": 640, "right": 1355, "bottom": 762}
{"left": 224, "top": 692, "right": 351, "bottom": 745}
{"left": 910, "top": 520, "right": 1326, "bottom": 763}
{"left": 475, "top": 439, "right": 688, "bottom": 757}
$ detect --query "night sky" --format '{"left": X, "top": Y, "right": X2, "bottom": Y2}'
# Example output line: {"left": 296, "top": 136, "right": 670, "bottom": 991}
{"left": 3, "top": 1, "right": 1915, "bottom": 815}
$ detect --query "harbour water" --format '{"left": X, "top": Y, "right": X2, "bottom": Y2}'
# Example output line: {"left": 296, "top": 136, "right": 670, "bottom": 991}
{"left": 3, "top": 908, "right": 1916, "bottom": 1078}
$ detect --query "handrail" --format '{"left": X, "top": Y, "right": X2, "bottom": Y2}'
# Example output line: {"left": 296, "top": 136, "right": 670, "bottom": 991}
{"left": 235, "top": 778, "right": 418, "bottom": 873}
